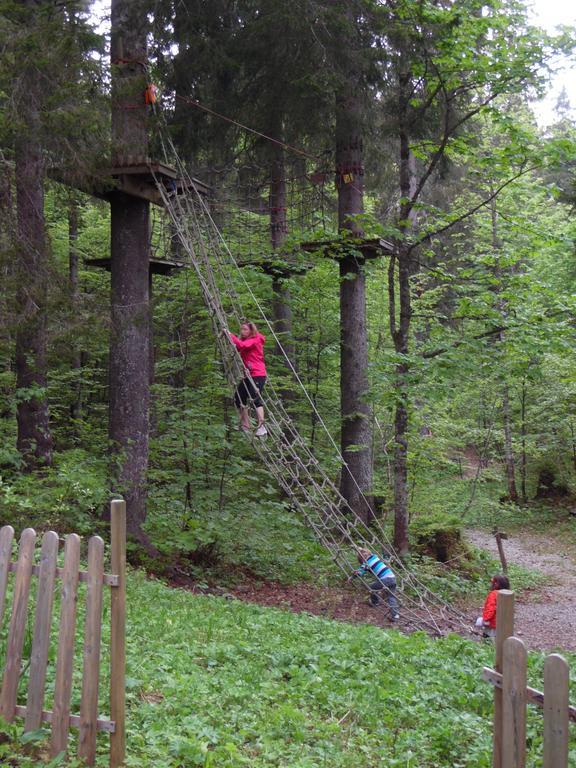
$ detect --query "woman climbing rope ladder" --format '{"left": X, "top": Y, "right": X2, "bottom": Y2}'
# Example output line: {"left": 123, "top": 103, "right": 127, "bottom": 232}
{"left": 225, "top": 322, "right": 268, "bottom": 437}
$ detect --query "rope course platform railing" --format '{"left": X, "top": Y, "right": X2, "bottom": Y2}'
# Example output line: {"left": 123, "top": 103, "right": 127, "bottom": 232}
{"left": 149, "top": 132, "right": 471, "bottom": 637}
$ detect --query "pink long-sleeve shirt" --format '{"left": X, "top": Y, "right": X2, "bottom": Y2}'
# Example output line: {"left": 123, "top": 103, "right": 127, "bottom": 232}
{"left": 229, "top": 333, "right": 267, "bottom": 377}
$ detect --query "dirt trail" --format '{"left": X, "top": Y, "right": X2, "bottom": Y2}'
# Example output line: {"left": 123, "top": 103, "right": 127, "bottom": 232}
{"left": 466, "top": 529, "right": 576, "bottom": 652}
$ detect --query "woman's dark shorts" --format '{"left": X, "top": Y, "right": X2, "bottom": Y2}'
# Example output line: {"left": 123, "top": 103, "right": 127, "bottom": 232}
{"left": 234, "top": 376, "right": 266, "bottom": 408}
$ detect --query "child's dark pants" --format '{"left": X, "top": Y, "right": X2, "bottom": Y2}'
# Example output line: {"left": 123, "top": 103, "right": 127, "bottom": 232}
{"left": 369, "top": 576, "right": 399, "bottom": 618}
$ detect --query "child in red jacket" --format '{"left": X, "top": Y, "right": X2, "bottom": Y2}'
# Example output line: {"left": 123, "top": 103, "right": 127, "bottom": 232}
{"left": 226, "top": 322, "right": 268, "bottom": 437}
{"left": 476, "top": 574, "right": 510, "bottom": 638}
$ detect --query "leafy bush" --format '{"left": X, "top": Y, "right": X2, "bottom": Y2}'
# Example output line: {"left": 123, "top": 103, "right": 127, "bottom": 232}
{"left": 5, "top": 572, "right": 574, "bottom": 767}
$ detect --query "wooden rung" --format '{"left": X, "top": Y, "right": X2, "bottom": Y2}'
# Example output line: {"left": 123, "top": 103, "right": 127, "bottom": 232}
{"left": 14, "top": 705, "right": 115, "bottom": 733}
{"left": 482, "top": 667, "right": 576, "bottom": 723}
{"left": 7, "top": 561, "right": 119, "bottom": 586}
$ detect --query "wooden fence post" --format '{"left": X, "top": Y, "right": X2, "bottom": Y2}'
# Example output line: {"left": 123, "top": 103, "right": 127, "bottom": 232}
{"left": 25, "top": 530, "right": 59, "bottom": 731}
{"left": 110, "top": 499, "right": 126, "bottom": 768}
{"left": 502, "top": 637, "right": 527, "bottom": 768}
{"left": 493, "top": 589, "right": 514, "bottom": 768}
{"left": 51, "top": 533, "right": 81, "bottom": 758}
{"left": 543, "top": 654, "right": 569, "bottom": 768}
{"left": 0, "top": 526, "right": 14, "bottom": 628}
{"left": 79, "top": 536, "right": 105, "bottom": 765}
{"left": 0, "top": 528, "right": 36, "bottom": 721}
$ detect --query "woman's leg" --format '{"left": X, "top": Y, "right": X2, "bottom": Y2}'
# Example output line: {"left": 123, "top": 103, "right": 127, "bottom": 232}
{"left": 239, "top": 406, "right": 251, "bottom": 429}
{"left": 234, "top": 381, "right": 251, "bottom": 430}
{"left": 253, "top": 378, "right": 267, "bottom": 435}
{"left": 256, "top": 405, "right": 265, "bottom": 427}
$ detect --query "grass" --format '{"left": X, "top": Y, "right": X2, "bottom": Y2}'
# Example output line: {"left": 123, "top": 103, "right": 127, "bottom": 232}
{"left": 3, "top": 571, "right": 575, "bottom": 767}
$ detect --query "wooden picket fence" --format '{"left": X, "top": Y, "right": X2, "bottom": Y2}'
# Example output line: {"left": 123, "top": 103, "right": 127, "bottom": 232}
{"left": 0, "top": 499, "right": 126, "bottom": 767}
{"left": 482, "top": 589, "right": 575, "bottom": 768}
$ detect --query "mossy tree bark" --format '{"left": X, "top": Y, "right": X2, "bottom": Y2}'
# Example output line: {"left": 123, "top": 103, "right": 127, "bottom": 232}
{"left": 336, "top": 85, "right": 374, "bottom": 524}
{"left": 109, "top": 0, "right": 153, "bottom": 545}
{"left": 14, "top": 8, "right": 53, "bottom": 469}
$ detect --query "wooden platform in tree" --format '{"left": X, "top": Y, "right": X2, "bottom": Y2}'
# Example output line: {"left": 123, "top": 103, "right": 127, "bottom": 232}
{"left": 49, "top": 160, "right": 209, "bottom": 207}
{"left": 299, "top": 237, "right": 395, "bottom": 260}
{"left": 237, "top": 254, "right": 313, "bottom": 278}
{"left": 85, "top": 257, "right": 186, "bottom": 275}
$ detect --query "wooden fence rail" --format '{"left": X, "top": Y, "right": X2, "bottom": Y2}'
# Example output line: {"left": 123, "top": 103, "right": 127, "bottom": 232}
{"left": 482, "top": 589, "right": 573, "bottom": 768}
{"left": 0, "top": 500, "right": 126, "bottom": 767}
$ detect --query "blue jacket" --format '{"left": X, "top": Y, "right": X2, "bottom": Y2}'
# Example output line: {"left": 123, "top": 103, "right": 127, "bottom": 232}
{"left": 356, "top": 554, "right": 395, "bottom": 581}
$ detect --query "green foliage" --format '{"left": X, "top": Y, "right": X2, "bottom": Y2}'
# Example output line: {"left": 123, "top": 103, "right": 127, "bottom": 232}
{"left": 5, "top": 574, "right": 575, "bottom": 767}
{"left": 0, "top": 449, "right": 109, "bottom": 535}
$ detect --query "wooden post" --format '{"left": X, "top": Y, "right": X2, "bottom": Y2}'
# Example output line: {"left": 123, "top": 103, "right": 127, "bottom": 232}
{"left": 0, "top": 526, "right": 15, "bottom": 628}
{"left": 79, "top": 536, "right": 105, "bottom": 766}
{"left": 25, "top": 530, "right": 59, "bottom": 731}
{"left": 543, "top": 654, "right": 569, "bottom": 768}
{"left": 502, "top": 637, "right": 527, "bottom": 768}
{"left": 51, "top": 534, "right": 81, "bottom": 758}
{"left": 110, "top": 499, "right": 126, "bottom": 768}
{"left": 493, "top": 589, "right": 514, "bottom": 768}
{"left": 493, "top": 528, "right": 508, "bottom": 575}
{"left": 0, "top": 528, "right": 36, "bottom": 721}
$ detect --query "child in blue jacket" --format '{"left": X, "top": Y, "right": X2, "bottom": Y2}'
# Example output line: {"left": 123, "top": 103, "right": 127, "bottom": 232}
{"left": 350, "top": 548, "right": 400, "bottom": 622}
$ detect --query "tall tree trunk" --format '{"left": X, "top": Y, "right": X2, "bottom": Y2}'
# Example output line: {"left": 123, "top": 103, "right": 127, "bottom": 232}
{"left": 109, "top": 0, "right": 152, "bottom": 543}
{"left": 520, "top": 380, "right": 527, "bottom": 504}
{"left": 269, "top": 138, "right": 296, "bottom": 383}
{"left": 335, "top": 87, "right": 373, "bottom": 523}
{"left": 502, "top": 385, "right": 518, "bottom": 502}
{"left": 0, "top": 161, "right": 14, "bottom": 360}
{"left": 14, "top": 33, "right": 52, "bottom": 469}
{"left": 490, "top": 193, "right": 518, "bottom": 504}
{"left": 68, "top": 198, "right": 83, "bottom": 423}
{"left": 391, "top": 69, "right": 417, "bottom": 555}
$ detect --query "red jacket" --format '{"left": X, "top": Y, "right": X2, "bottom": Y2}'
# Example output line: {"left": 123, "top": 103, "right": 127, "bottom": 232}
{"left": 230, "top": 333, "right": 267, "bottom": 377}
{"left": 482, "top": 590, "right": 499, "bottom": 629}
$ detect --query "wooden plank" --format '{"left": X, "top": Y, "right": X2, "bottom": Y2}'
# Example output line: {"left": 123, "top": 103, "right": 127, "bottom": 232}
{"left": 25, "top": 531, "right": 59, "bottom": 731}
{"left": 79, "top": 536, "right": 105, "bottom": 766}
{"left": 502, "top": 637, "right": 527, "bottom": 768}
{"left": 110, "top": 499, "right": 126, "bottom": 768}
{"left": 7, "top": 561, "right": 118, "bottom": 586}
{"left": 14, "top": 704, "right": 115, "bottom": 733}
{"left": 0, "top": 528, "right": 37, "bottom": 721}
{"left": 482, "top": 668, "right": 576, "bottom": 723}
{"left": 543, "top": 654, "right": 569, "bottom": 768}
{"left": 50, "top": 534, "right": 81, "bottom": 759}
{"left": 493, "top": 589, "right": 515, "bottom": 768}
{"left": 0, "top": 526, "right": 15, "bottom": 628}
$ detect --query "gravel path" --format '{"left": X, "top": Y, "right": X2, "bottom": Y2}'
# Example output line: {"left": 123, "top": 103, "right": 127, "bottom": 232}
{"left": 466, "top": 529, "right": 576, "bottom": 652}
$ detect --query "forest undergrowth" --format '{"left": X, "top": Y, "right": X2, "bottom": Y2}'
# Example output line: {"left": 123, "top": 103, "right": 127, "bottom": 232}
{"left": 2, "top": 571, "right": 576, "bottom": 768}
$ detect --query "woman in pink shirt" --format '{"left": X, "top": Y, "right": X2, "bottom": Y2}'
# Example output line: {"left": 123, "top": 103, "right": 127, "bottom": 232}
{"left": 226, "top": 322, "right": 267, "bottom": 436}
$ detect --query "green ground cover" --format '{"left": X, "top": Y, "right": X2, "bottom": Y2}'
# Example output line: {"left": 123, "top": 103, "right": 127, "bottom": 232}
{"left": 2, "top": 571, "right": 575, "bottom": 767}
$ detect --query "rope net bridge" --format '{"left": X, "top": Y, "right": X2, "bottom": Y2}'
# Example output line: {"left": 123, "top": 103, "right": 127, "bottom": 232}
{"left": 150, "top": 138, "right": 470, "bottom": 637}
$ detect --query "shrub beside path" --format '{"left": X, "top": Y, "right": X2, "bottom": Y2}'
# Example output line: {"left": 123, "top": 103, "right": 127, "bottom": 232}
{"left": 466, "top": 528, "right": 576, "bottom": 652}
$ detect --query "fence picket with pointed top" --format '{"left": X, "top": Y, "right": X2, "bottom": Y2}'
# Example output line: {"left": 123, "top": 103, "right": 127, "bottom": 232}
{"left": 79, "top": 535, "right": 105, "bottom": 765}
{"left": 25, "top": 530, "right": 59, "bottom": 731}
{"left": 0, "top": 528, "right": 37, "bottom": 721}
{"left": 0, "top": 526, "right": 15, "bottom": 629}
{"left": 50, "top": 533, "right": 81, "bottom": 758}
{"left": 543, "top": 654, "right": 569, "bottom": 768}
